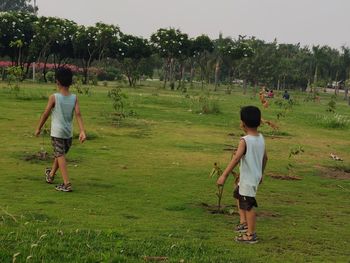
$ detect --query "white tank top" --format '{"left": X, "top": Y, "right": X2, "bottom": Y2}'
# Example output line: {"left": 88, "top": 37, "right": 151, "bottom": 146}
{"left": 51, "top": 93, "right": 76, "bottom": 139}
{"left": 239, "top": 134, "right": 265, "bottom": 197}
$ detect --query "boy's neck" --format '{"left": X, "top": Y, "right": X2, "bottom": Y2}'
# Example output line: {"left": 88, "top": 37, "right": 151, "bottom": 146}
{"left": 245, "top": 128, "right": 259, "bottom": 136}
{"left": 58, "top": 86, "right": 70, "bottom": 96}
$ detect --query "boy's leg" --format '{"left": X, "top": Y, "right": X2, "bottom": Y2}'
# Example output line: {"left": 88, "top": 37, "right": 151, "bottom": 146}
{"left": 50, "top": 158, "right": 59, "bottom": 177}
{"left": 237, "top": 200, "right": 247, "bottom": 224}
{"left": 57, "top": 155, "right": 69, "bottom": 185}
{"left": 246, "top": 208, "right": 256, "bottom": 234}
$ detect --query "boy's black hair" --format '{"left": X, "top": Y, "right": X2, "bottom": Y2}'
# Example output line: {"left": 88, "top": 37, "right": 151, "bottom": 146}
{"left": 55, "top": 67, "right": 73, "bottom": 87}
{"left": 240, "top": 106, "right": 261, "bottom": 128}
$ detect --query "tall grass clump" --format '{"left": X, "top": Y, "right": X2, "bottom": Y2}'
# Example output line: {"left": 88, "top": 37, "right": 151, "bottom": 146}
{"left": 317, "top": 114, "right": 350, "bottom": 129}
{"left": 187, "top": 93, "right": 221, "bottom": 114}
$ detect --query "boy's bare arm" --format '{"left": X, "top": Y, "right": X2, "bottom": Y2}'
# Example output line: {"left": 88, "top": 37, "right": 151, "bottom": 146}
{"left": 74, "top": 97, "right": 86, "bottom": 143}
{"left": 35, "top": 95, "right": 55, "bottom": 136}
{"left": 260, "top": 150, "right": 268, "bottom": 184}
{"left": 217, "top": 139, "right": 246, "bottom": 186}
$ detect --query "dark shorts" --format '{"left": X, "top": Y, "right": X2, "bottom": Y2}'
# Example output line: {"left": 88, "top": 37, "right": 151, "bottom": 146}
{"left": 233, "top": 186, "right": 258, "bottom": 211}
{"left": 51, "top": 137, "right": 72, "bottom": 158}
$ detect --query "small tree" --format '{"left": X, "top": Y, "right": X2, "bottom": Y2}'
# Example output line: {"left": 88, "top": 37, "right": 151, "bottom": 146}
{"left": 108, "top": 87, "right": 127, "bottom": 124}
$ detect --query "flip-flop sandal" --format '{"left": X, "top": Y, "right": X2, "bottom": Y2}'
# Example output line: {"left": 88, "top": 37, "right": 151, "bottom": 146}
{"left": 45, "top": 168, "right": 55, "bottom": 184}
{"left": 235, "top": 233, "right": 258, "bottom": 244}
{"left": 235, "top": 222, "right": 248, "bottom": 233}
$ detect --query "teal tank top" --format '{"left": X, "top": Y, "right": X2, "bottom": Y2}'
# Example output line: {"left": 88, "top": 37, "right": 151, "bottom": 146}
{"left": 51, "top": 93, "right": 76, "bottom": 139}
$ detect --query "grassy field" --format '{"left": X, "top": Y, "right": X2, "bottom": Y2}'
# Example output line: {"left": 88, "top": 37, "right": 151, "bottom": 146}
{"left": 0, "top": 81, "right": 349, "bottom": 263}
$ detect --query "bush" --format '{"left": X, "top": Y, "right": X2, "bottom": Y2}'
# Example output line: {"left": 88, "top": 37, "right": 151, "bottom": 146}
{"left": 46, "top": 71, "right": 55, "bottom": 83}
{"left": 188, "top": 93, "right": 222, "bottom": 114}
{"left": 326, "top": 95, "right": 336, "bottom": 113}
{"left": 97, "top": 67, "right": 123, "bottom": 81}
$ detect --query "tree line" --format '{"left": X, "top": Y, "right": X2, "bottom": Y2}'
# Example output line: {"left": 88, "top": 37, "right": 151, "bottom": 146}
{"left": 0, "top": 11, "right": 350, "bottom": 96}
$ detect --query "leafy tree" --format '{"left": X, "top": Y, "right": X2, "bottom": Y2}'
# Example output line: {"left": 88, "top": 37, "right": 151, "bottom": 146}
{"left": 112, "top": 34, "right": 152, "bottom": 86}
{"left": 0, "top": 12, "right": 37, "bottom": 78}
{"left": 213, "top": 35, "right": 253, "bottom": 91}
{"left": 0, "top": 0, "right": 37, "bottom": 13}
{"left": 150, "top": 28, "right": 189, "bottom": 89}
{"left": 31, "top": 16, "right": 77, "bottom": 81}
{"left": 341, "top": 46, "right": 350, "bottom": 100}
{"left": 73, "top": 25, "right": 99, "bottom": 84}
{"left": 191, "top": 35, "right": 214, "bottom": 88}
{"left": 73, "top": 23, "right": 120, "bottom": 84}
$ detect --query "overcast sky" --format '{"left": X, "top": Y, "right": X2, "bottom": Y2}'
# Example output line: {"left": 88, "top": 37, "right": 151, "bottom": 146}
{"left": 37, "top": 0, "right": 350, "bottom": 48}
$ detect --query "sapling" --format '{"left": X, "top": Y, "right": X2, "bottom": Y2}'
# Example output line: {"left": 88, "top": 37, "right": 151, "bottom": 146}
{"left": 326, "top": 95, "right": 336, "bottom": 113}
{"left": 108, "top": 87, "right": 128, "bottom": 124}
{"left": 209, "top": 163, "right": 224, "bottom": 211}
{"left": 287, "top": 146, "right": 304, "bottom": 174}
{"left": 6, "top": 66, "right": 22, "bottom": 94}
{"left": 209, "top": 163, "right": 239, "bottom": 212}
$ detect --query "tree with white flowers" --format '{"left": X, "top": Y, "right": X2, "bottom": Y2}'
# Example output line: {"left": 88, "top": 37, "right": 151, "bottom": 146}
{"left": 150, "top": 28, "right": 189, "bottom": 89}
{"left": 0, "top": 0, "right": 37, "bottom": 13}
{"left": 111, "top": 34, "right": 152, "bottom": 86}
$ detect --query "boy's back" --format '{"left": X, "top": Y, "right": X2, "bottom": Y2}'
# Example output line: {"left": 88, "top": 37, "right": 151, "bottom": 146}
{"left": 51, "top": 93, "right": 76, "bottom": 139}
{"left": 239, "top": 134, "right": 265, "bottom": 197}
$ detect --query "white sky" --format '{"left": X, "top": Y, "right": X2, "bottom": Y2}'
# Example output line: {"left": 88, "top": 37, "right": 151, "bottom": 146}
{"left": 37, "top": 0, "right": 350, "bottom": 48}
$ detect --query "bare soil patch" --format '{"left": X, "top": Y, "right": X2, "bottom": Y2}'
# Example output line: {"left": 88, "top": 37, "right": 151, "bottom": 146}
{"left": 268, "top": 173, "right": 302, "bottom": 181}
{"left": 199, "top": 203, "right": 280, "bottom": 218}
{"left": 23, "top": 151, "right": 51, "bottom": 161}
{"left": 315, "top": 165, "right": 350, "bottom": 180}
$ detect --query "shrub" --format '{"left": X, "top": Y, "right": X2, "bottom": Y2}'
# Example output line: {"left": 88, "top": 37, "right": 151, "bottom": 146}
{"left": 97, "top": 67, "right": 123, "bottom": 81}
{"left": 46, "top": 71, "right": 56, "bottom": 83}
{"left": 326, "top": 95, "right": 336, "bottom": 113}
{"left": 186, "top": 93, "right": 222, "bottom": 114}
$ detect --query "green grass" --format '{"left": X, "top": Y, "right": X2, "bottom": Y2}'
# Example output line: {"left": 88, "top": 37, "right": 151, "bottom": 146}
{"left": 0, "top": 82, "right": 350, "bottom": 262}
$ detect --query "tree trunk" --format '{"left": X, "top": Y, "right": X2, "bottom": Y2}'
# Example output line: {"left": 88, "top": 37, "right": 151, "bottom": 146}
{"left": 243, "top": 79, "right": 247, "bottom": 95}
{"left": 163, "top": 58, "right": 169, "bottom": 89}
{"left": 313, "top": 64, "right": 318, "bottom": 96}
{"left": 169, "top": 58, "right": 175, "bottom": 90}
{"left": 181, "top": 65, "right": 186, "bottom": 91}
{"left": 177, "top": 63, "right": 184, "bottom": 89}
{"left": 345, "top": 87, "right": 348, "bottom": 100}
{"left": 214, "top": 59, "right": 220, "bottom": 91}
{"left": 43, "top": 55, "right": 49, "bottom": 83}
{"left": 189, "top": 64, "right": 194, "bottom": 88}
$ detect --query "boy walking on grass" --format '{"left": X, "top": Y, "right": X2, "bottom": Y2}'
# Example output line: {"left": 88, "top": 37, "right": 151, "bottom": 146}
{"left": 35, "top": 67, "right": 86, "bottom": 192}
{"left": 217, "top": 106, "right": 268, "bottom": 244}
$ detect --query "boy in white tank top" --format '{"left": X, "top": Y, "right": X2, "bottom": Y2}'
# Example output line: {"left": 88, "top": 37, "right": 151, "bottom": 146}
{"left": 217, "top": 106, "right": 268, "bottom": 244}
{"left": 35, "top": 68, "right": 86, "bottom": 192}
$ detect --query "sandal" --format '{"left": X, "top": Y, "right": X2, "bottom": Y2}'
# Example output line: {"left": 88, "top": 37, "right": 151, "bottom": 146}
{"left": 235, "top": 232, "right": 258, "bottom": 244}
{"left": 55, "top": 183, "right": 72, "bottom": 192}
{"left": 45, "top": 168, "right": 55, "bottom": 184}
{"left": 235, "top": 222, "right": 248, "bottom": 233}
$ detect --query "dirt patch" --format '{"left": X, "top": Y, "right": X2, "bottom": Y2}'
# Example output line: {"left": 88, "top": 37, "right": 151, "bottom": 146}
{"left": 144, "top": 256, "right": 168, "bottom": 262}
{"left": 199, "top": 202, "right": 236, "bottom": 215}
{"left": 264, "top": 135, "right": 289, "bottom": 140}
{"left": 23, "top": 151, "right": 52, "bottom": 162}
{"left": 199, "top": 203, "right": 280, "bottom": 218}
{"left": 256, "top": 211, "right": 280, "bottom": 218}
{"left": 268, "top": 173, "right": 302, "bottom": 180}
{"left": 315, "top": 165, "right": 350, "bottom": 180}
